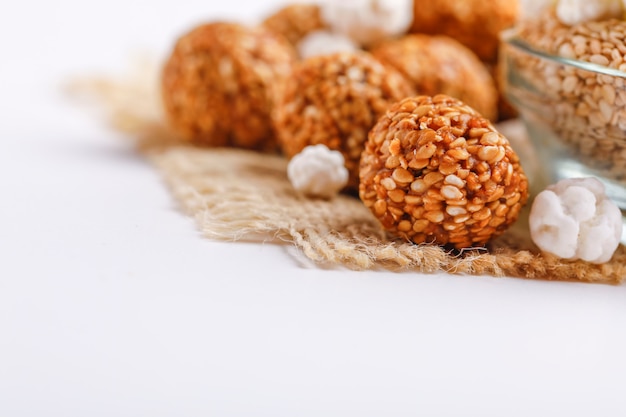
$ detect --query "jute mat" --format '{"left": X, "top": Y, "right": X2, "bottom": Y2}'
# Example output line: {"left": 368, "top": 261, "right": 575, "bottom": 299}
{"left": 68, "top": 59, "right": 626, "bottom": 284}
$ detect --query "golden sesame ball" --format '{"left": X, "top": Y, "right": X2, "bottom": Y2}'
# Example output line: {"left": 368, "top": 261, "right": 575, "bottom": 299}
{"left": 410, "top": 0, "right": 520, "bottom": 63}
{"left": 161, "top": 22, "right": 296, "bottom": 150}
{"left": 372, "top": 34, "right": 499, "bottom": 121}
{"left": 359, "top": 95, "right": 529, "bottom": 249}
{"left": 262, "top": 4, "right": 326, "bottom": 47}
{"left": 273, "top": 51, "right": 414, "bottom": 190}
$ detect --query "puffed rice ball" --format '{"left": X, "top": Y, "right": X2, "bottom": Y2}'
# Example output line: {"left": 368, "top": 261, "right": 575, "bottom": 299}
{"left": 273, "top": 51, "right": 414, "bottom": 190}
{"left": 372, "top": 34, "right": 499, "bottom": 121}
{"left": 410, "top": 0, "right": 520, "bottom": 62}
{"left": 359, "top": 95, "right": 529, "bottom": 249}
{"left": 262, "top": 4, "right": 326, "bottom": 48}
{"left": 161, "top": 22, "right": 296, "bottom": 150}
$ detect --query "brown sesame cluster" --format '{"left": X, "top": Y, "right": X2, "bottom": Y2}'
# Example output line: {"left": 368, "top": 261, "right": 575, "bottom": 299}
{"left": 273, "top": 51, "right": 415, "bottom": 190}
{"left": 410, "top": 0, "right": 520, "bottom": 63}
{"left": 153, "top": 4, "right": 537, "bottom": 252}
{"left": 372, "top": 34, "right": 499, "bottom": 121}
{"left": 161, "top": 22, "right": 296, "bottom": 150}
{"left": 513, "top": 12, "right": 626, "bottom": 180}
{"left": 262, "top": 3, "right": 326, "bottom": 48}
{"left": 359, "top": 95, "right": 529, "bottom": 249}
{"left": 161, "top": 2, "right": 522, "bottom": 155}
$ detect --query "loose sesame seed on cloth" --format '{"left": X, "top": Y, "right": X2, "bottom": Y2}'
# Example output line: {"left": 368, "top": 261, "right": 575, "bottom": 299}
{"left": 70, "top": 60, "right": 626, "bottom": 284}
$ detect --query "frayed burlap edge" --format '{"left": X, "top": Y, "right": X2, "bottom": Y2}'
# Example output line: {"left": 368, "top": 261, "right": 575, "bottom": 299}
{"left": 67, "top": 58, "right": 626, "bottom": 284}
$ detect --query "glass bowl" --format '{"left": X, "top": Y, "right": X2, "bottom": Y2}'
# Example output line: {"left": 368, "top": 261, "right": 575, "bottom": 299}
{"left": 499, "top": 28, "right": 626, "bottom": 242}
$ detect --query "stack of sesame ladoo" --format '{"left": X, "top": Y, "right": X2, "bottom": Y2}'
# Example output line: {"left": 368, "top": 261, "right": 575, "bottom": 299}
{"left": 150, "top": 0, "right": 624, "bottom": 277}
{"left": 161, "top": 0, "right": 527, "bottom": 248}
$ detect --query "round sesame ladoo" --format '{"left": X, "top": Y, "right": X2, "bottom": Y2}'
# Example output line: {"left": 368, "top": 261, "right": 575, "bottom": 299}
{"left": 410, "top": 0, "right": 520, "bottom": 63}
{"left": 273, "top": 51, "right": 414, "bottom": 190}
{"left": 372, "top": 34, "right": 499, "bottom": 121}
{"left": 359, "top": 95, "right": 529, "bottom": 249}
{"left": 262, "top": 4, "right": 326, "bottom": 48}
{"left": 161, "top": 22, "right": 296, "bottom": 150}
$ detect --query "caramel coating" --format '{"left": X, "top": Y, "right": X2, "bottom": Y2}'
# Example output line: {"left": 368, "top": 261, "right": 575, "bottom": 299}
{"left": 161, "top": 22, "right": 296, "bottom": 150}
{"left": 359, "top": 95, "right": 529, "bottom": 249}
{"left": 372, "top": 34, "right": 499, "bottom": 121}
{"left": 410, "top": 0, "right": 520, "bottom": 62}
{"left": 262, "top": 4, "right": 326, "bottom": 47}
{"left": 273, "top": 52, "right": 414, "bottom": 190}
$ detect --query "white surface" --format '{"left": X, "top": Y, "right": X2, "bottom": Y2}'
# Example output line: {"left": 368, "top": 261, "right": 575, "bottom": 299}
{"left": 1, "top": 1, "right": 626, "bottom": 416}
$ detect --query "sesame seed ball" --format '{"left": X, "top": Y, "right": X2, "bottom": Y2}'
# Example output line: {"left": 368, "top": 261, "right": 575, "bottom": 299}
{"left": 372, "top": 34, "right": 499, "bottom": 121}
{"left": 359, "top": 95, "right": 529, "bottom": 249}
{"left": 410, "top": 0, "right": 520, "bottom": 63}
{"left": 262, "top": 4, "right": 326, "bottom": 48}
{"left": 273, "top": 51, "right": 414, "bottom": 190}
{"left": 161, "top": 22, "right": 297, "bottom": 150}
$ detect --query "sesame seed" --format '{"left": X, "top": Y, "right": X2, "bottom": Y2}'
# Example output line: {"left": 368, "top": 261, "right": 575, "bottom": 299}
{"left": 441, "top": 185, "right": 464, "bottom": 200}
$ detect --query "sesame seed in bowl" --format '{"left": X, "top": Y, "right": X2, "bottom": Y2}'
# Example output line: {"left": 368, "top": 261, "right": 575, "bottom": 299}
{"left": 500, "top": 10, "right": 626, "bottom": 233}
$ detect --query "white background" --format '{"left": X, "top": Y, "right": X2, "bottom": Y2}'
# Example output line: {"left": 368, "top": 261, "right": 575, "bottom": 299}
{"left": 1, "top": 1, "right": 626, "bottom": 416}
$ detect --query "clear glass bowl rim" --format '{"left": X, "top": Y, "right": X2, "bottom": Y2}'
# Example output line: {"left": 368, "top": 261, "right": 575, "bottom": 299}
{"left": 500, "top": 27, "right": 626, "bottom": 79}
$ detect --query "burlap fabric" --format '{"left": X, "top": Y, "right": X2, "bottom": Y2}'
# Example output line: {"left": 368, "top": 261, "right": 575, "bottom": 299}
{"left": 69, "top": 60, "right": 626, "bottom": 284}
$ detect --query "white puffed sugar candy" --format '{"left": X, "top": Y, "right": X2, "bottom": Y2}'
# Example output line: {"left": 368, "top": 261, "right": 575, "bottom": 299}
{"left": 319, "top": 0, "right": 413, "bottom": 47}
{"left": 529, "top": 177, "right": 623, "bottom": 264}
{"left": 287, "top": 144, "right": 349, "bottom": 199}
{"left": 556, "top": 0, "right": 624, "bottom": 25}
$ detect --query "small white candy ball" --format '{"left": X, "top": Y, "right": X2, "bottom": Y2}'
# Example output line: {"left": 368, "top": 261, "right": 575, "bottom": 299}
{"left": 556, "top": 0, "right": 623, "bottom": 25}
{"left": 287, "top": 144, "right": 349, "bottom": 199}
{"left": 319, "top": 0, "right": 413, "bottom": 47}
{"left": 529, "top": 177, "right": 623, "bottom": 264}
